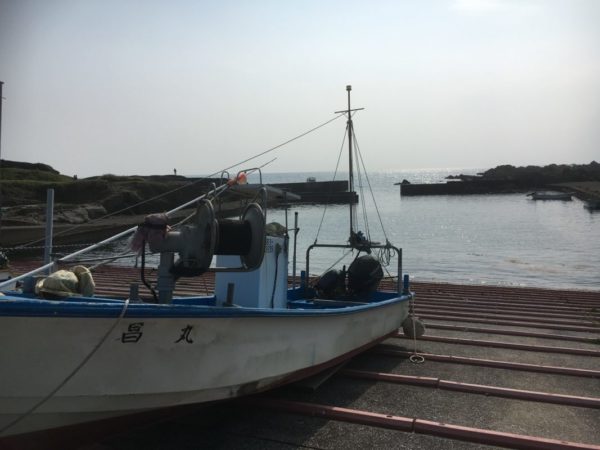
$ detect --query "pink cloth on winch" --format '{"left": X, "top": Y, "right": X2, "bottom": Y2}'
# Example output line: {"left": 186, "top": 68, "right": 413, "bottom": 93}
{"left": 130, "top": 213, "right": 170, "bottom": 253}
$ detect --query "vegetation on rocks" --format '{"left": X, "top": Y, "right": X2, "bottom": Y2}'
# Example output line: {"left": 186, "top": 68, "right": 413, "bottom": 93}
{"left": 450, "top": 161, "right": 600, "bottom": 184}
{"left": 0, "top": 160, "right": 219, "bottom": 225}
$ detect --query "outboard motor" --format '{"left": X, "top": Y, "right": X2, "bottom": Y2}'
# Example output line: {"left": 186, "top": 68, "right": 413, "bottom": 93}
{"left": 347, "top": 255, "right": 383, "bottom": 299}
{"left": 315, "top": 268, "right": 346, "bottom": 299}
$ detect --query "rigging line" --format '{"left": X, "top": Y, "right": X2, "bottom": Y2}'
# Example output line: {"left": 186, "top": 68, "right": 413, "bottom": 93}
{"left": 316, "top": 248, "right": 353, "bottom": 279}
{"left": 359, "top": 157, "right": 370, "bottom": 240}
{"left": 354, "top": 147, "right": 365, "bottom": 235}
{"left": 351, "top": 128, "right": 371, "bottom": 241}
{"left": 352, "top": 128, "right": 389, "bottom": 243}
{"left": 13, "top": 174, "right": 239, "bottom": 250}
{"left": 170, "top": 160, "right": 277, "bottom": 230}
{"left": 13, "top": 115, "right": 344, "bottom": 250}
{"left": 315, "top": 110, "right": 359, "bottom": 244}
{"left": 217, "top": 113, "right": 346, "bottom": 179}
{"left": 10, "top": 180, "right": 214, "bottom": 250}
{"left": 359, "top": 151, "right": 371, "bottom": 241}
{"left": 62, "top": 251, "right": 139, "bottom": 268}
{"left": 12, "top": 177, "right": 227, "bottom": 250}
{"left": 314, "top": 124, "right": 348, "bottom": 243}
{"left": 350, "top": 127, "right": 360, "bottom": 236}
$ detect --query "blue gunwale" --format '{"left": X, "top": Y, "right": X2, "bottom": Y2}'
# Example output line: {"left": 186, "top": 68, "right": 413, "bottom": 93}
{"left": 0, "top": 289, "right": 410, "bottom": 318}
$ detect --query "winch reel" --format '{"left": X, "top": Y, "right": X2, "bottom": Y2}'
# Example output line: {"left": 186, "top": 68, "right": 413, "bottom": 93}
{"left": 149, "top": 198, "right": 266, "bottom": 275}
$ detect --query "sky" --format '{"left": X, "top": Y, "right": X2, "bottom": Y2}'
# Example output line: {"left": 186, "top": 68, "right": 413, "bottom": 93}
{"left": 0, "top": 0, "right": 598, "bottom": 177}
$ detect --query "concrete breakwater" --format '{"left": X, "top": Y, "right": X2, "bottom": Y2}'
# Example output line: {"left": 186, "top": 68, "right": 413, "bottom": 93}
{"left": 270, "top": 180, "right": 358, "bottom": 204}
{"left": 397, "top": 179, "right": 536, "bottom": 196}
{"left": 552, "top": 181, "right": 600, "bottom": 203}
{"left": 397, "top": 161, "right": 600, "bottom": 199}
{"left": 398, "top": 179, "right": 600, "bottom": 201}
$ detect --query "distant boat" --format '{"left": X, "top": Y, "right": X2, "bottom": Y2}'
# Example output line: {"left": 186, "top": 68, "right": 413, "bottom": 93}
{"left": 527, "top": 192, "right": 572, "bottom": 201}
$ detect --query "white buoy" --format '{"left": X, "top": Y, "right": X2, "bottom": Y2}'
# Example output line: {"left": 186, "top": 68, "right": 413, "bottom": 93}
{"left": 402, "top": 316, "right": 426, "bottom": 339}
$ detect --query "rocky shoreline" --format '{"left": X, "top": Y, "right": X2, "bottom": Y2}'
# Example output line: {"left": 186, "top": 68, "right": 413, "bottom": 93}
{"left": 1, "top": 160, "right": 599, "bottom": 230}
{"left": 397, "top": 161, "right": 600, "bottom": 201}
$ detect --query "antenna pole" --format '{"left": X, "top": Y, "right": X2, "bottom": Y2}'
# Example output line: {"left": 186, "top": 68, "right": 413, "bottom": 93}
{"left": 334, "top": 86, "right": 364, "bottom": 243}
{"left": 346, "top": 85, "right": 354, "bottom": 237}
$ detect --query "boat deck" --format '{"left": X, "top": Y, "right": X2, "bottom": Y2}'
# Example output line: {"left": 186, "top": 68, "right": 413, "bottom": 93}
{"left": 7, "top": 261, "right": 600, "bottom": 450}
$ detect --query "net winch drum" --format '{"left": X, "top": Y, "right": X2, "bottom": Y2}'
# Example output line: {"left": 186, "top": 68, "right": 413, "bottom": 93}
{"left": 214, "top": 202, "right": 266, "bottom": 271}
{"left": 149, "top": 199, "right": 266, "bottom": 274}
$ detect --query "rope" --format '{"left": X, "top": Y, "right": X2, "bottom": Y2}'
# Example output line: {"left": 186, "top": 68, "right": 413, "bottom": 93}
{"left": 313, "top": 248, "right": 353, "bottom": 282}
{"left": 1, "top": 243, "right": 97, "bottom": 253}
{"left": 270, "top": 244, "right": 281, "bottom": 308}
{"left": 217, "top": 114, "right": 344, "bottom": 180}
{"left": 352, "top": 133, "right": 368, "bottom": 240}
{"left": 314, "top": 124, "right": 348, "bottom": 243}
{"left": 140, "top": 241, "right": 158, "bottom": 302}
{"left": 355, "top": 144, "right": 371, "bottom": 242}
{"left": 352, "top": 128, "right": 390, "bottom": 244}
{"left": 10, "top": 114, "right": 346, "bottom": 252}
{"left": 0, "top": 297, "right": 131, "bottom": 435}
{"left": 376, "top": 246, "right": 397, "bottom": 268}
{"left": 88, "top": 251, "right": 139, "bottom": 269}
{"left": 377, "top": 255, "right": 397, "bottom": 281}
{"left": 408, "top": 293, "right": 425, "bottom": 364}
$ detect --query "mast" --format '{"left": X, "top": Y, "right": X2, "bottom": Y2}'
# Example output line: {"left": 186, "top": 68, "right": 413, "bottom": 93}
{"left": 346, "top": 85, "right": 354, "bottom": 237}
{"left": 334, "top": 85, "right": 364, "bottom": 241}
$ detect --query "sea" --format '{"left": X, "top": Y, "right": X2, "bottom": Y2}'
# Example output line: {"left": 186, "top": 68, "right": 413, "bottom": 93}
{"left": 249, "top": 169, "right": 600, "bottom": 291}
{"left": 93, "top": 169, "right": 598, "bottom": 291}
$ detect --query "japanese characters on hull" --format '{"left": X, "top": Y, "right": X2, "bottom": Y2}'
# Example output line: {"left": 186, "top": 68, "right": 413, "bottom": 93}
{"left": 120, "top": 323, "right": 195, "bottom": 344}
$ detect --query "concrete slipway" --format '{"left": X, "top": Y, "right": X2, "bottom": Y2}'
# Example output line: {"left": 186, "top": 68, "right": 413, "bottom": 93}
{"left": 8, "top": 262, "right": 600, "bottom": 450}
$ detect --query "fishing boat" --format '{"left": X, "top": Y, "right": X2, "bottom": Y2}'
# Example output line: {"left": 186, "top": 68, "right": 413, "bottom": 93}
{"left": 527, "top": 191, "right": 572, "bottom": 201}
{"left": 0, "top": 86, "right": 418, "bottom": 445}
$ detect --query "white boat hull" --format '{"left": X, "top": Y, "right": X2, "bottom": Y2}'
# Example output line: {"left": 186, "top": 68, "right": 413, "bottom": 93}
{"left": 0, "top": 299, "right": 408, "bottom": 437}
